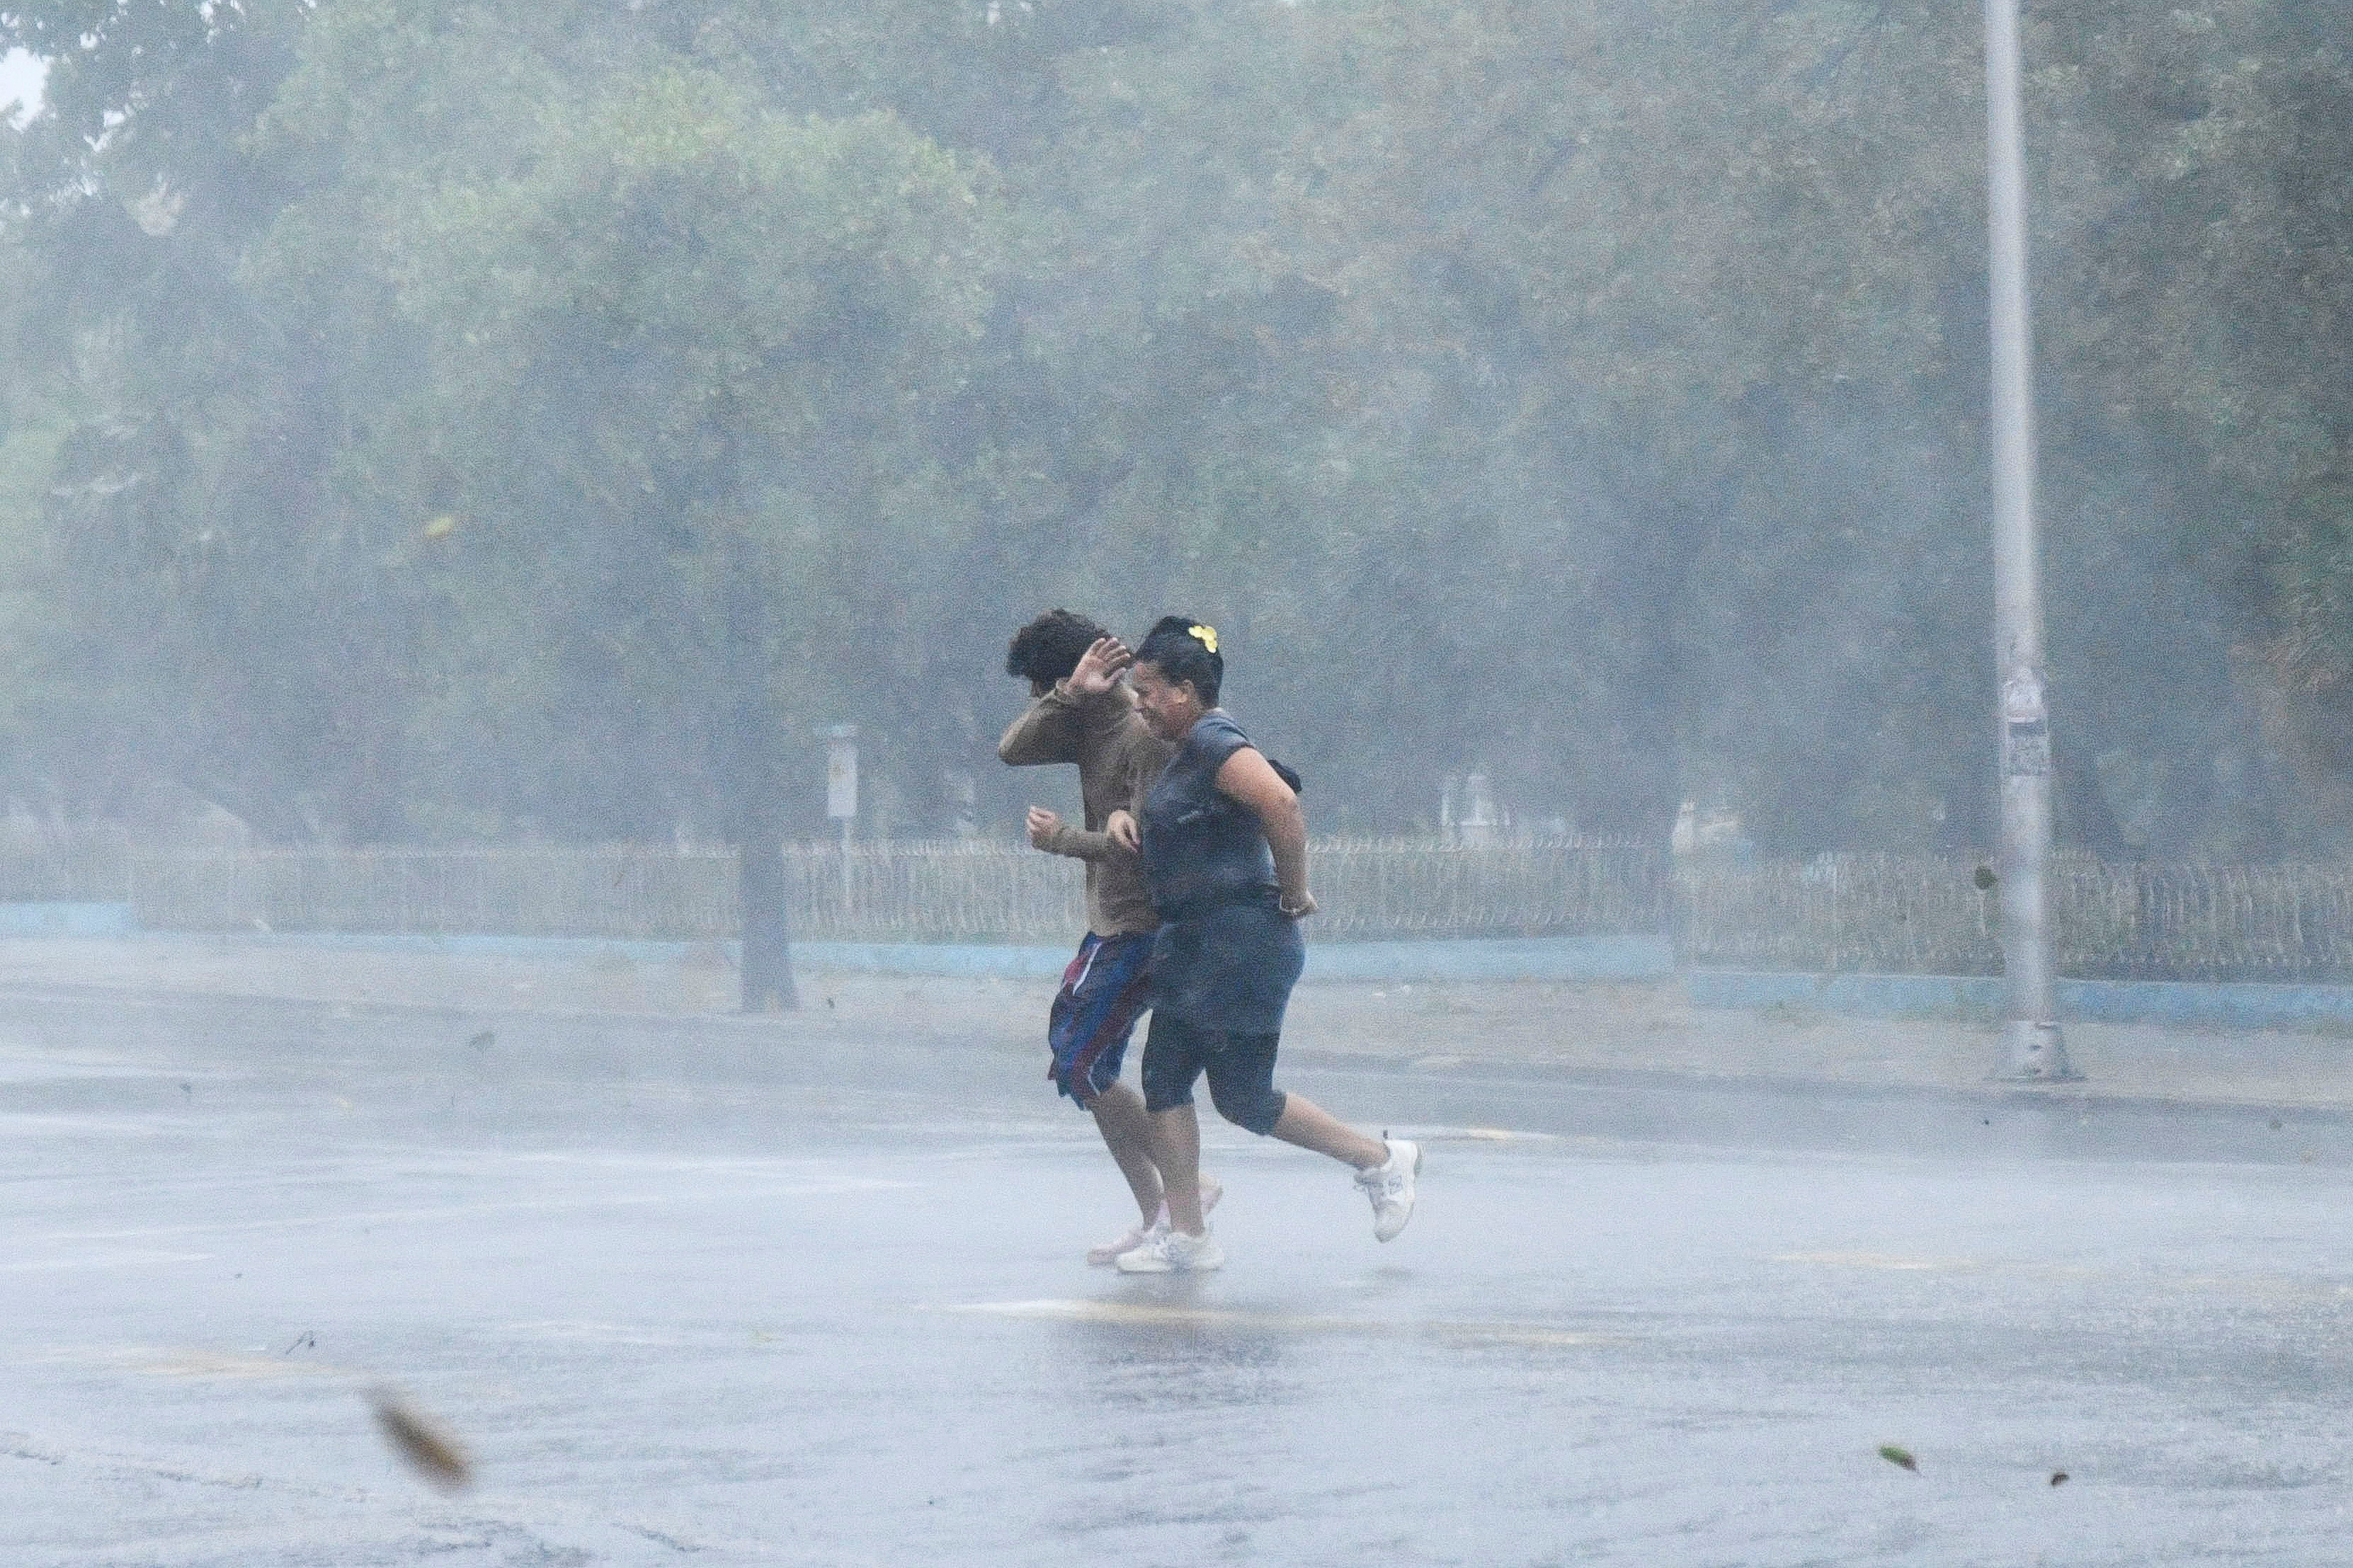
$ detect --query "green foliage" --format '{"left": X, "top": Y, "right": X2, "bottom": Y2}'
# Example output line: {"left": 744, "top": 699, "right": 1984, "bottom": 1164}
{"left": 0, "top": 0, "right": 2347, "bottom": 857}
{"left": 383, "top": 67, "right": 1007, "bottom": 837}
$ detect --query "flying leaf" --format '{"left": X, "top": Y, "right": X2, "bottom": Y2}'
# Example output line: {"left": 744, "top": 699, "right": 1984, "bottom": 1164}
{"left": 368, "top": 1388, "right": 473, "bottom": 1492}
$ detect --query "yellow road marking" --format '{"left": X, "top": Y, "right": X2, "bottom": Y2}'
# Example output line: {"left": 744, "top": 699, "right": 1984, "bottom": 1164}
{"left": 39, "top": 1346, "right": 349, "bottom": 1381}
{"left": 1389, "top": 1125, "right": 1560, "bottom": 1143}
{"left": 1773, "top": 1251, "right": 1985, "bottom": 1272}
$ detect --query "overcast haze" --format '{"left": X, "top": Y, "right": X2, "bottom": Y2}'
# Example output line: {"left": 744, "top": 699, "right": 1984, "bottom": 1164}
{"left": 7, "top": 6, "right": 2353, "bottom": 1565}
{"left": 0, "top": 3, "right": 2342, "bottom": 858}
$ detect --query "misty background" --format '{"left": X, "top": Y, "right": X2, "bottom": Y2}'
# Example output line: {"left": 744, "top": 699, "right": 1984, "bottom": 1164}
{"left": 0, "top": 1, "right": 2343, "bottom": 864}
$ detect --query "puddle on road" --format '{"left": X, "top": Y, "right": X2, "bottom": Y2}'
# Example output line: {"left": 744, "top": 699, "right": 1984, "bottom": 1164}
{"left": 1772, "top": 1250, "right": 2353, "bottom": 1305}
{"left": 1772, "top": 1250, "right": 1986, "bottom": 1272}
{"left": 937, "top": 1298, "right": 1625, "bottom": 1349}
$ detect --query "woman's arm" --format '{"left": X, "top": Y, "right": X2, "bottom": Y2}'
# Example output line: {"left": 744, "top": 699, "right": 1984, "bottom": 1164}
{"left": 1213, "top": 746, "right": 1316, "bottom": 916}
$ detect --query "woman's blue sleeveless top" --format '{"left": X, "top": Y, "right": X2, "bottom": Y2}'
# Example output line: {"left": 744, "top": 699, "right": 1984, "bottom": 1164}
{"left": 1138, "top": 710, "right": 1306, "bottom": 1033}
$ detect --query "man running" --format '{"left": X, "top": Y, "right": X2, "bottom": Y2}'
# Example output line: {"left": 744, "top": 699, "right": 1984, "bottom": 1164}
{"left": 999, "top": 610, "right": 1216, "bottom": 1263}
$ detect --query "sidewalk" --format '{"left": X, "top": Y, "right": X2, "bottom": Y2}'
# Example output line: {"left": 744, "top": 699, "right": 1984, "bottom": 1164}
{"left": 6, "top": 935, "right": 2353, "bottom": 1112}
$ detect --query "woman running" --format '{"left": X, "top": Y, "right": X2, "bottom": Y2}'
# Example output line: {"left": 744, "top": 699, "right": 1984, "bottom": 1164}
{"left": 1108, "top": 617, "right": 1419, "bottom": 1273}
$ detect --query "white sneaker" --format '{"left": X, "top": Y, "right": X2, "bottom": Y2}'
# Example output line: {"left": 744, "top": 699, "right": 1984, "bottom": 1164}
{"left": 1088, "top": 1216, "right": 1163, "bottom": 1266}
{"left": 1115, "top": 1226, "right": 1225, "bottom": 1273}
{"left": 1354, "top": 1139, "right": 1422, "bottom": 1242}
{"left": 1086, "top": 1176, "right": 1224, "bottom": 1266}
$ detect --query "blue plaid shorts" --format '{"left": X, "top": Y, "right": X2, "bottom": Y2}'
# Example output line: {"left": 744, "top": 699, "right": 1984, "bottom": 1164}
{"left": 1046, "top": 932, "right": 1154, "bottom": 1105}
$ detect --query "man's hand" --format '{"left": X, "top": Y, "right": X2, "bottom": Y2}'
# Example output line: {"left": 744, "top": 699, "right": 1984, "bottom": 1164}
{"left": 1277, "top": 890, "right": 1318, "bottom": 919}
{"left": 1026, "top": 807, "right": 1063, "bottom": 850}
{"left": 1066, "top": 636, "right": 1133, "bottom": 699}
{"left": 1106, "top": 809, "right": 1140, "bottom": 853}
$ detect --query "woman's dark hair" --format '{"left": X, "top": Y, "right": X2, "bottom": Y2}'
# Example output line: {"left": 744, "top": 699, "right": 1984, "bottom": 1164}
{"left": 1135, "top": 615, "right": 1223, "bottom": 707}
{"left": 1005, "top": 609, "right": 1107, "bottom": 686}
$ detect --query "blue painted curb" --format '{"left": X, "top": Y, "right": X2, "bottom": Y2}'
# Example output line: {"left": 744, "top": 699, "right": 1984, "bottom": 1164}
{"left": 122, "top": 930, "right": 1061, "bottom": 976}
{"left": 1307, "top": 935, "right": 1673, "bottom": 982}
{"left": 73, "top": 929, "right": 2353, "bottom": 1022}
{"left": 129, "top": 930, "right": 738, "bottom": 965}
{"left": 795, "top": 942, "right": 1067, "bottom": 978}
{"left": 792, "top": 934, "right": 1677, "bottom": 982}
{"left": 805, "top": 935, "right": 1678, "bottom": 983}
{"left": 1686, "top": 970, "right": 2001, "bottom": 1018}
{"left": 0, "top": 902, "right": 137, "bottom": 937}
{"left": 105, "top": 930, "right": 1675, "bottom": 983}
{"left": 1686, "top": 969, "right": 2353, "bottom": 1029}
{"left": 2062, "top": 978, "right": 2353, "bottom": 1027}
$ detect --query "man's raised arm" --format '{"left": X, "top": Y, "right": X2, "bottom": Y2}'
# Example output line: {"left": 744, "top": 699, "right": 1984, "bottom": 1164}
{"left": 999, "top": 686, "right": 1082, "bottom": 766}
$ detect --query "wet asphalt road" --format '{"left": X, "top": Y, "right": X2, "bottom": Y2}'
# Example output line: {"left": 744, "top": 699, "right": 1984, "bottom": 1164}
{"left": 8, "top": 985, "right": 2353, "bottom": 1566}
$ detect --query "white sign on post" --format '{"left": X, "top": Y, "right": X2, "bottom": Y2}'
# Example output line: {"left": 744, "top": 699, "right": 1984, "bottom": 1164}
{"left": 2000, "top": 666, "right": 2049, "bottom": 779}
{"left": 825, "top": 726, "right": 859, "bottom": 822}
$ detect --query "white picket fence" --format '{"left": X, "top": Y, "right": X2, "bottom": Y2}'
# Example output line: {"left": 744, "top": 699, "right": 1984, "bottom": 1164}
{"left": 1677, "top": 853, "right": 2353, "bottom": 982}
{"left": 16, "top": 834, "right": 2353, "bottom": 981}
{"left": 117, "top": 837, "right": 1666, "bottom": 944}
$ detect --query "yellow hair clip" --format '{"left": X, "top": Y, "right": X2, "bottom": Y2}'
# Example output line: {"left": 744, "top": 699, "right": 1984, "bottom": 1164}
{"left": 1188, "top": 624, "right": 1218, "bottom": 654}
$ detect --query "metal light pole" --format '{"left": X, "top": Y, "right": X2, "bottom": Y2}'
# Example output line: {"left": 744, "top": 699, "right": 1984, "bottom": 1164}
{"left": 1984, "top": 0, "right": 2078, "bottom": 1081}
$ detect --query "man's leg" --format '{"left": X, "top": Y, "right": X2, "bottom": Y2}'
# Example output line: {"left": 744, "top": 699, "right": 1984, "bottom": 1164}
{"left": 1088, "top": 1082, "right": 1163, "bottom": 1224}
{"left": 1061, "top": 934, "right": 1164, "bottom": 1226}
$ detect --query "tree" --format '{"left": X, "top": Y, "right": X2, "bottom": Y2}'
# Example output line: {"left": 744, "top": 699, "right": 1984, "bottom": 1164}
{"left": 3, "top": 0, "right": 2349, "bottom": 868}
{"left": 384, "top": 66, "right": 1006, "bottom": 1003}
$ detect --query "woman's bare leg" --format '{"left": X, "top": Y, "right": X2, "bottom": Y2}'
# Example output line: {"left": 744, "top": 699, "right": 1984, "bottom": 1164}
{"left": 1269, "top": 1094, "right": 1387, "bottom": 1170}
{"left": 1147, "top": 1104, "right": 1206, "bottom": 1234}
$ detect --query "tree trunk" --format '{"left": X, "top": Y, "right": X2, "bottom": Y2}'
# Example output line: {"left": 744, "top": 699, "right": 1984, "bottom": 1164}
{"left": 738, "top": 824, "right": 797, "bottom": 1012}
{"left": 724, "top": 526, "right": 797, "bottom": 1013}
{"left": 2052, "top": 731, "right": 2128, "bottom": 860}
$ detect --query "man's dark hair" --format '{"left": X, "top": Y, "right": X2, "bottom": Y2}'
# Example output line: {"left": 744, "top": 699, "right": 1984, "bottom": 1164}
{"left": 1005, "top": 609, "right": 1108, "bottom": 686}
{"left": 1135, "top": 615, "right": 1223, "bottom": 707}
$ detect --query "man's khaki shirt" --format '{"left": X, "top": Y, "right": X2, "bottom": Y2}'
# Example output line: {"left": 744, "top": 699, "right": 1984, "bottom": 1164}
{"left": 998, "top": 682, "right": 1172, "bottom": 937}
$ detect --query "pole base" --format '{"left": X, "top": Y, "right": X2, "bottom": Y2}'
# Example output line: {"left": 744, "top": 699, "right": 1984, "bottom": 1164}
{"left": 1993, "top": 1018, "right": 2081, "bottom": 1083}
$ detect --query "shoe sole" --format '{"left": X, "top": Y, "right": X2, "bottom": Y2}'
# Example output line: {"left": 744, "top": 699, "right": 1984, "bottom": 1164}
{"left": 1116, "top": 1253, "right": 1223, "bottom": 1274}
{"left": 1092, "top": 1179, "right": 1219, "bottom": 1265}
